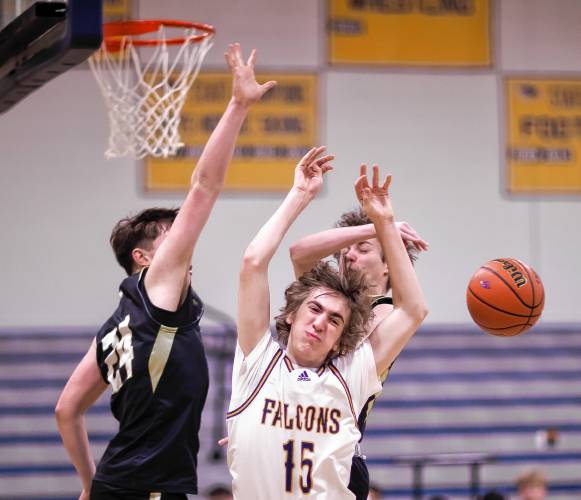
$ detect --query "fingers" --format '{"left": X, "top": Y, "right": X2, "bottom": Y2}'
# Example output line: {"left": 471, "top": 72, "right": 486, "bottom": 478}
{"left": 299, "top": 146, "right": 327, "bottom": 166}
{"left": 247, "top": 48, "right": 256, "bottom": 67}
{"left": 218, "top": 436, "right": 229, "bottom": 447}
{"left": 372, "top": 164, "right": 379, "bottom": 188}
{"left": 382, "top": 174, "right": 392, "bottom": 192}
{"left": 224, "top": 42, "right": 250, "bottom": 69}
{"left": 224, "top": 50, "right": 233, "bottom": 69}
{"left": 262, "top": 80, "right": 277, "bottom": 93}
{"left": 354, "top": 175, "right": 370, "bottom": 200}
{"left": 315, "top": 154, "right": 335, "bottom": 166}
{"left": 398, "top": 222, "right": 429, "bottom": 251}
{"left": 233, "top": 42, "right": 244, "bottom": 66}
{"left": 307, "top": 153, "right": 335, "bottom": 177}
{"left": 357, "top": 163, "right": 392, "bottom": 191}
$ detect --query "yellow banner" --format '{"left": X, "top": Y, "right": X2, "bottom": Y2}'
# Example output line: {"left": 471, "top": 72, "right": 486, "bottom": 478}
{"left": 103, "top": 0, "right": 133, "bottom": 21}
{"left": 506, "top": 78, "right": 581, "bottom": 194}
{"left": 145, "top": 73, "right": 318, "bottom": 192}
{"left": 328, "top": 0, "right": 491, "bottom": 67}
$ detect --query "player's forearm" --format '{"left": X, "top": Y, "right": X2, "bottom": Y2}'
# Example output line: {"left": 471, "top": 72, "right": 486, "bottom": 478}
{"left": 375, "top": 220, "right": 427, "bottom": 320}
{"left": 290, "top": 224, "right": 376, "bottom": 274}
{"left": 244, "top": 188, "right": 313, "bottom": 269}
{"left": 190, "top": 98, "right": 248, "bottom": 188}
{"left": 56, "top": 412, "right": 96, "bottom": 491}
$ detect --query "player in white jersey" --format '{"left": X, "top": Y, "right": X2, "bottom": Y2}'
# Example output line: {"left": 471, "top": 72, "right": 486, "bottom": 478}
{"left": 228, "top": 153, "right": 428, "bottom": 499}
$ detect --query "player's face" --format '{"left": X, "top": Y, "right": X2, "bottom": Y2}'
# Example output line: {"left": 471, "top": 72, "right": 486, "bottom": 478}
{"left": 287, "top": 288, "right": 350, "bottom": 367}
{"left": 519, "top": 486, "right": 546, "bottom": 500}
{"left": 341, "top": 239, "right": 388, "bottom": 293}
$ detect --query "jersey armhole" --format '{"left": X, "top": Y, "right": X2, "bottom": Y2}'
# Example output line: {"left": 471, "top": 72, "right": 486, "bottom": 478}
{"left": 237, "top": 328, "right": 274, "bottom": 368}
{"left": 137, "top": 268, "right": 202, "bottom": 327}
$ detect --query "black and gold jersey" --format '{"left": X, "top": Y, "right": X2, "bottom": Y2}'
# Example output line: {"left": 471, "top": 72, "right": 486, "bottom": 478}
{"left": 94, "top": 267, "right": 208, "bottom": 494}
{"left": 356, "top": 295, "right": 394, "bottom": 436}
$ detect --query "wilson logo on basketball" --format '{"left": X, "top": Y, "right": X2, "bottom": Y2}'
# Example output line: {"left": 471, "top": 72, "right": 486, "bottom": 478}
{"left": 494, "top": 259, "right": 527, "bottom": 288}
{"left": 466, "top": 257, "right": 545, "bottom": 337}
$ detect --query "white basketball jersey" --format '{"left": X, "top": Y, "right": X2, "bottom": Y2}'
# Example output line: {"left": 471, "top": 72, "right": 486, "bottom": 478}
{"left": 227, "top": 331, "right": 381, "bottom": 499}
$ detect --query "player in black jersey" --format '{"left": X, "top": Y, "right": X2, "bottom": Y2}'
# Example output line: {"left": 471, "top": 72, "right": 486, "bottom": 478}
{"left": 55, "top": 43, "right": 276, "bottom": 500}
{"left": 290, "top": 205, "right": 428, "bottom": 499}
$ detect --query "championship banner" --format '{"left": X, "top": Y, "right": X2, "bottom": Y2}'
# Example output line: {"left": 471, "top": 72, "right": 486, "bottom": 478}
{"left": 506, "top": 78, "right": 581, "bottom": 194}
{"left": 328, "top": 0, "right": 491, "bottom": 67}
{"left": 145, "top": 73, "right": 318, "bottom": 192}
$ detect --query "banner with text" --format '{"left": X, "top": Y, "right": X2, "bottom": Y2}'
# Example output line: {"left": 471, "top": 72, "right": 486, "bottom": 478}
{"left": 328, "top": 0, "right": 491, "bottom": 67}
{"left": 145, "top": 73, "right": 318, "bottom": 192}
{"left": 506, "top": 78, "right": 581, "bottom": 194}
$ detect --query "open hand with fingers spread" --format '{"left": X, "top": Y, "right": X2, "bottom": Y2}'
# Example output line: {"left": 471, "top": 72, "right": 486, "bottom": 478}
{"left": 293, "top": 146, "right": 335, "bottom": 199}
{"left": 355, "top": 164, "right": 394, "bottom": 223}
{"left": 225, "top": 43, "right": 276, "bottom": 107}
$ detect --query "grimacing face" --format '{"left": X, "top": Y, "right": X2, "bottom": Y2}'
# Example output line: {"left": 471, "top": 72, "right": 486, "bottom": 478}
{"left": 341, "top": 238, "right": 388, "bottom": 293}
{"left": 286, "top": 288, "right": 351, "bottom": 367}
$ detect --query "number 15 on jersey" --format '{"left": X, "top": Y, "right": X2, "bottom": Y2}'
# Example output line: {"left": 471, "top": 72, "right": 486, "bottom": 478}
{"left": 283, "top": 440, "right": 314, "bottom": 494}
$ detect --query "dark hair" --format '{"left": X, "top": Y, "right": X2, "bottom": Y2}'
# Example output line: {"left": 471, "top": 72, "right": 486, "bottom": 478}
{"left": 274, "top": 261, "right": 371, "bottom": 359}
{"left": 110, "top": 207, "right": 178, "bottom": 275}
{"left": 481, "top": 492, "right": 506, "bottom": 500}
{"left": 335, "top": 207, "right": 418, "bottom": 291}
{"left": 206, "top": 484, "right": 232, "bottom": 496}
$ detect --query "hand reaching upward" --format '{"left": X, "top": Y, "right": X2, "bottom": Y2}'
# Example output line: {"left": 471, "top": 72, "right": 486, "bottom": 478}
{"left": 355, "top": 164, "right": 394, "bottom": 223}
{"left": 293, "top": 146, "right": 335, "bottom": 199}
{"left": 224, "top": 43, "right": 276, "bottom": 107}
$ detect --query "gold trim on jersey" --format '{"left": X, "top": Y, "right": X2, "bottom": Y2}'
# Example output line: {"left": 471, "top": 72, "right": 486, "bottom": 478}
{"left": 328, "top": 363, "right": 358, "bottom": 426}
{"left": 283, "top": 355, "right": 294, "bottom": 372}
{"left": 148, "top": 325, "right": 178, "bottom": 393}
{"left": 227, "top": 349, "right": 283, "bottom": 419}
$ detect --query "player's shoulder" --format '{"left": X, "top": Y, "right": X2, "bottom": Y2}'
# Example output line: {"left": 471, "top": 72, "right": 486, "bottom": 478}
{"left": 333, "top": 339, "right": 373, "bottom": 371}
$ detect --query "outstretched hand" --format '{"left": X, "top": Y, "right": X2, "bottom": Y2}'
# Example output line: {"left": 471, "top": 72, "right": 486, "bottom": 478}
{"left": 293, "top": 146, "right": 334, "bottom": 199}
{"left": 225, "top": 43, "right": 276, "bottom": 107}
{"left": 396, "top": 221, "right": 429, "bottom": 251}
{"left": 355, "top": 164, "right": 394, "bottom": 223}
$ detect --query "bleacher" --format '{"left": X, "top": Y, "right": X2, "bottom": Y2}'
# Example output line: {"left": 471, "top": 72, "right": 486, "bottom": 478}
{"left": 0, "top": 324, "right": 580, "bottom": 499}
{"left": 364, "top": 324, "right": 581, "bottom": 499}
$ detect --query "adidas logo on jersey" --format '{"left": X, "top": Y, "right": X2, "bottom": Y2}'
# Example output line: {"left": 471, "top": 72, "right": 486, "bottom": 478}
{"left": 297, "top": 370, "right": 311, "bottom": 382}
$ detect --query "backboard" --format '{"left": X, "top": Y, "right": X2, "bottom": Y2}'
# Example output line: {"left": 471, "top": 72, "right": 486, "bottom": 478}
{"left": 0, "top": 0, "right": 102, "bottom": 114}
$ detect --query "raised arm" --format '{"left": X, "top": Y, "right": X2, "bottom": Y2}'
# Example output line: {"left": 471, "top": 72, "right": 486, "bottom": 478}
{"left": 145, "top": 43, "right": 276, "bottom": 311}
{"left": 289, "top": 222, "right": 428, "bottom": 278}
{"left": 236, "top": 147, "right": 334, "bottom": 356}
{"left": 355, "top": 165, "right": 428, "bottom": 376}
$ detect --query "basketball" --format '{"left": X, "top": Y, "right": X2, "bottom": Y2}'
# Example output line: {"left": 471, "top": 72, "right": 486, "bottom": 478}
{"left": 466, "top": 258, "right": 545, "bottom": 337}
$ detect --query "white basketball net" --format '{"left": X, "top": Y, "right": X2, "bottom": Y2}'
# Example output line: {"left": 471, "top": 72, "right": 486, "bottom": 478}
{"left": 89, "top": 26, "right": 214, "bottom": 159}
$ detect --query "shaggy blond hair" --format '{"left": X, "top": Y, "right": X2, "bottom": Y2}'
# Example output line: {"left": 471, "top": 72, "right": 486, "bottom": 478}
{"left": 274, "top": 261, "right": 371, "bottom": 359}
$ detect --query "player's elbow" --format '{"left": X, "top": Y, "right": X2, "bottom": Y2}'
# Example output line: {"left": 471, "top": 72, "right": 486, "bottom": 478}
{"left": 55, "top": 394, "right": 81, "bottom": 425}
{"left": 401, "top": 299, "right": 429, "bottom": 326}
{"left": 413, "top": 301, "right": 429, "bottom": 324}
{"left": 289, "top": 242, "right": 303, "bottom": 262}
{"left": 240, "top": 248, "right": 267, "bottom": 276}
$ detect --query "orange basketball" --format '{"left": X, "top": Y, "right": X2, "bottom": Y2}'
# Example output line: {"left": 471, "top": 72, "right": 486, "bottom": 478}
{"left": 466, "top": 258, "right": 545, "bottom": 337}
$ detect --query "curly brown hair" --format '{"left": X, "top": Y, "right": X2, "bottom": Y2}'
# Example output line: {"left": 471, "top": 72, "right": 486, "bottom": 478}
{"left": 335, "top": 208, "right": 418, "bottom": 291}
{"left": 274, "top": 261, "right": 371, "bottom": 360}
{"left": 110, "top": 207, "right": 178, "bottom": 275}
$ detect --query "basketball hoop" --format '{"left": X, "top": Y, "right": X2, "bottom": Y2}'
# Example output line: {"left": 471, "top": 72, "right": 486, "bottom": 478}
{"left": 89, "top": 20, "right": 215, "bottom": 159}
